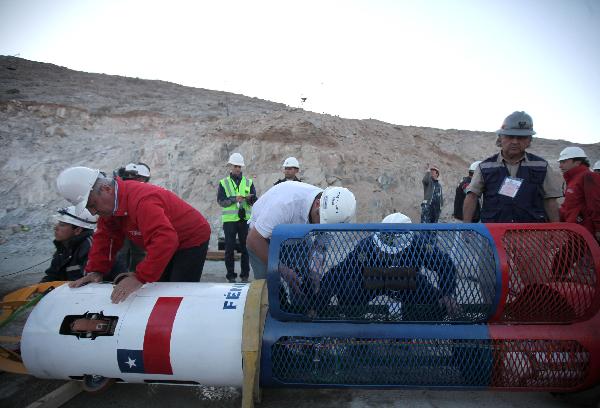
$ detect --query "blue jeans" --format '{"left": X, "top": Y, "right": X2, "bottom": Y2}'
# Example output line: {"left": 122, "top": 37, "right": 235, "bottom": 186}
{"left": 248, "top": 246, "right": 268, "bottom": 280}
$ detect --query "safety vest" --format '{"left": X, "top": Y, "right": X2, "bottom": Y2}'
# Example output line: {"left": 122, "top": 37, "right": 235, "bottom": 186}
{"left": 220, "top": 175, "right": 253, "bottom": 222}
{"left": 480, "top": 152, "right": 548, "bottom": 223}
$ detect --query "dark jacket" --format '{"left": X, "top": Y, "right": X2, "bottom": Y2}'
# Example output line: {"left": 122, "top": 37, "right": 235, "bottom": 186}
{"left": 41, "top": 230, "right": 94, "bottom": 282}
{"left": 422, "top": 172, "right": 443, "bottom": 207}
{"left": 454, "top": 176, "right": 480, "bottom": 222}
{"left": 480, "top": 152, "right": 548, "bottom": 223}
{"left": 274, "top": 176, "right": 301, "bottom": 186}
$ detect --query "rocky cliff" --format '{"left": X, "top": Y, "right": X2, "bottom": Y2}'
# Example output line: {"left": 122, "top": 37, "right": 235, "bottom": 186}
{"left": 1, "top": 56, "right": 599, "bottom": 246}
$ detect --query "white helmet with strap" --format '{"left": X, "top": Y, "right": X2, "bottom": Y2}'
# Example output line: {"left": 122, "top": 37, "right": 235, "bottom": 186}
{"left": 56, "top": 166, "right": 100, "bottom": 216}
{"left": 373, "top": 212, "right": 414, "bottom": 254}
{"left": 125, "top": 163, "right": 151, "bottom": 178}
{"left": 55, "top": 206, "right": 98, "bottom": 230}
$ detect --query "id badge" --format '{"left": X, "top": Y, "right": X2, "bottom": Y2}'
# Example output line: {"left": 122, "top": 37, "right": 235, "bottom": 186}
{"left": 498, "top": 176, "right": 523, "bottom": 198}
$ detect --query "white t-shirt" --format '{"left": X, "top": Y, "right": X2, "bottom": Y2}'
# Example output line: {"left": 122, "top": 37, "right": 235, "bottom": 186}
{"left": 249, "top": 181, "right": 323, "bottom": 239}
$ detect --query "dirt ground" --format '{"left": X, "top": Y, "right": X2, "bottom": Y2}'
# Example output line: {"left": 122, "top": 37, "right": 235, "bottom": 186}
{"left": 0, "top": 227, "right": 595, "bottom": 407}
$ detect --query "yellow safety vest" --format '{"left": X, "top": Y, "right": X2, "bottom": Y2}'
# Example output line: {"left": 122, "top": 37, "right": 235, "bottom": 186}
{"left": 220, "top": 175, "right": 253, "bottom": 222}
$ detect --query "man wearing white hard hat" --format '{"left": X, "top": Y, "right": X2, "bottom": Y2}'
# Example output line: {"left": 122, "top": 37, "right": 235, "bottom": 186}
{"left": 217, "top": 153, "right": 257, "bottom": 283}
{"left": 280, "top": 213, "right": 460, "bottom": 320}
{"left": 40, "top": 206, "right": 98, "bottom": 282}
{"left": 117, "top": 162, "right": 151, "bottom": 183}
{"left": 56, "top": 166, "right": 211, "bottom": 303}
{"left": 114, "top": 162, "right": 152, "bottom": 274}
{"left": 453, "top": 161, "right": 481, "bottom": 222}
{"left": 557, "top": 146, "right": 599, "bottom": 239}
{"left": 246, "top": 182, "right": 356, "bottom": 280}
{"left": 274, "top": 156, "right": 301, "bottom": 185}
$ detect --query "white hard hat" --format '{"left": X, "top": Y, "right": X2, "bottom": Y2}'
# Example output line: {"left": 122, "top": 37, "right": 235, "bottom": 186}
{"left": 319, "top": 186, "right": 356, "bottom": 224}
{"left": 228, "top": 153, "right": 245, "bottom": 166}
{"left": 594, "top": 160, "right": 600, "bottom": 171}
{"left": 382, "top": 212, "right": 412, "bottom": 224}
{"left": 56, "top": 166, "right": 100, "bottom": 216}
{"left": 469, "top": 161, "right": 482, "bottom": 172}
{"left": 55, "top": 206, "right": 98, "bottom": 230}
{"left": 136, "top": 163, "right": 150, "bottom": 178}
{"left": 283, "top": 157, "right": 300, "bottom": 168}
{"left": 125, "top": 163, "right": 151, "bottom": 178}
{"left": 373, "top": 212, "right": 414, "bottom": 254}
{"left": 557, "top": 146, "right": 587, "bottom": 162}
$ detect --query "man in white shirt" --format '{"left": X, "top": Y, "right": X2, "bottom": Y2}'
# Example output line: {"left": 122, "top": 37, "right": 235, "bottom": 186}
{"left": 246, "top": 181, "right": 356, "bottom": 279}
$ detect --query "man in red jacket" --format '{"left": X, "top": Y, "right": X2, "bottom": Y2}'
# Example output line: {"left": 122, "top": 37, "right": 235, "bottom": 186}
{"left": 56, "top": 166, "right": 211, "bottom": 303}
{"left": 557, "top": 147, "right": 596, "bottom": 237}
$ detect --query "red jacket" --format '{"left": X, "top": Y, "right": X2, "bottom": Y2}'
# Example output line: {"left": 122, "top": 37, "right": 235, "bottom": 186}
{"left": 85, "top": 178, "right": 211, "bottom": 282}
{"left": 560, "top": 164, "right": 593, "bottom": 234}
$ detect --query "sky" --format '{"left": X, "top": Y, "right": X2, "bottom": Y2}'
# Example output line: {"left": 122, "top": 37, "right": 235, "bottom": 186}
{"left": 1, "top": 0, "right": 599, "bottom": 144}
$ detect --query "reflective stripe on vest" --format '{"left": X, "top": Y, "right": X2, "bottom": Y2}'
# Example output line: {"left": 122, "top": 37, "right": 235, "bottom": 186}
{"left": 220, "top": 176, "right": 253, "bottom": 222}
{"left": 480, "top": 152, "right": 548, "bottom": 223}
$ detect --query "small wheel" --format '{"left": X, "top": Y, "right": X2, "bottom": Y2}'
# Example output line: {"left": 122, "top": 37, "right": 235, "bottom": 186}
{"left": 82, "top": 374, "right": 115, "bottom": 393}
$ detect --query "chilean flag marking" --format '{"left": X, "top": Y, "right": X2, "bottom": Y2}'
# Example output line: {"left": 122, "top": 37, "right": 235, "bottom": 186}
{"left": 117, "top": 296, "right": 183, "bottom": 375}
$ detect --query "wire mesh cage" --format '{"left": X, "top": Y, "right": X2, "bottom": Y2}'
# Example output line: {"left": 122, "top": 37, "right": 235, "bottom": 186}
{"left": 491, "top": 339, "right": 589, "bottom": 389}
{"left": 270, "top": 336, "right": 589, "bottom": 390}
{"left": 272, "top": 226, "right": 498, "bottom": 323}
{"left": 498, "top": 228, "right": 599, "bottom": 323}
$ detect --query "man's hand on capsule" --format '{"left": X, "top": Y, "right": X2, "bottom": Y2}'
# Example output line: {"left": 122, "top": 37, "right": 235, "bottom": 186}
{"left": 69, "top": 272, "right": 102, "bottom": 288}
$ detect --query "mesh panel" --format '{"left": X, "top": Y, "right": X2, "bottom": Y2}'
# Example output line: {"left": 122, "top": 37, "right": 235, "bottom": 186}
{"left": 276, "top": 229, "right": 497, "bottom": 323}
{"left": 271, "top": 337, "right": 589, "bottom": 389}
{"left": 501, "top": 229, "right": 598, "bottom": 323}
{"left": 492, "top": 339, "right": 589, "bottom": 388}
{"left": 272, "top": 336, "right": 492, "bottom": 386}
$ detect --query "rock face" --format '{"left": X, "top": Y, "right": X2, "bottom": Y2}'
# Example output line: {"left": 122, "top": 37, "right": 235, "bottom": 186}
{"left": 1, "top": 56, "right": 599, "bottom": 246}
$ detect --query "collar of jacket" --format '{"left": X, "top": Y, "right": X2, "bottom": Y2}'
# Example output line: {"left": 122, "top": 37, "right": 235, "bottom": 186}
{"left": 53, "top": 229, "right": 93, "bottom": 250}
{"left": 498, "top": 151, "right": 527, "bottom": 165}
{"left": 563, "top": 163, "right": 590, "bottom": 184}
{"left": 229, "top": 172, "right": 243, "bottom": 183}
{"left": 112, "top": 177, "right": 129, "bottom": 216}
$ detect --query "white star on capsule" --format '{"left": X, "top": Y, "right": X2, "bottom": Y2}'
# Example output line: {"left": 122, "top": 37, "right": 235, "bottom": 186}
{"left": 125, "top": 357, "right": 136, "bottom": 368}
